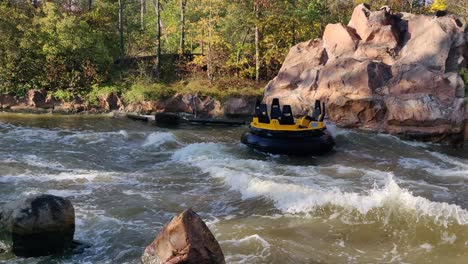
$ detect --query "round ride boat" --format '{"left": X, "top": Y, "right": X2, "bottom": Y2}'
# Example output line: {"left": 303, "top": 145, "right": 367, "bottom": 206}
{"left": 241, "top": 98, "right": 335, "bottom": 155}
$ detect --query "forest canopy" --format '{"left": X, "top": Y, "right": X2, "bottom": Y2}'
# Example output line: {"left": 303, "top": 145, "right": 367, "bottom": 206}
{"left": 0, "top": 0, "right": 465, "bottom": 101}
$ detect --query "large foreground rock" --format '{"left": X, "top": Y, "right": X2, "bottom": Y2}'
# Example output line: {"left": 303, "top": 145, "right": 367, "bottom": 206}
{"left": 0, "top": 194, "right": 75, "bottom": 257}
{"left": 264, "top": 4, "right": 468, "bottom": 143}
{"left": 142, "top": 209, "right": 225, "bottom": 264}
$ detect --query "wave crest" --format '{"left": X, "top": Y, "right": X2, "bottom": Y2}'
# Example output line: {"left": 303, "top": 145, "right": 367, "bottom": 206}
{"left": 172, "top": 143, "right": 468, "bottom": 226}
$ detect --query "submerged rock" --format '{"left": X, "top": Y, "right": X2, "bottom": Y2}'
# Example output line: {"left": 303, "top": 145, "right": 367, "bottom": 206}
{"left": 142, "top": 209, "right": 225, "bottom": 264}
{"left": 264, "top": 4, "right": 468, "bottom": 144}
{"left": 0, "top": 194, "right": 75, "bottom": 257}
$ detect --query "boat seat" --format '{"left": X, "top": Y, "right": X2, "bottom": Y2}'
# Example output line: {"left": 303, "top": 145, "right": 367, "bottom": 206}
{"left": 254, "top": 98, "right": 261, "bottom": 117}
{"left": 258, "top": 104, "right": 270, "bottom": 123}
{"left": 319, "top": 102, "right": 326, "bottom": 122}
{"left": 280, "top": 105, "right": 295, "bottom": 125}
{"left": 270, "top": 98, "right": 282, "bottom": 120}
{"left": 311, "top": 100, "right": 321, "bottom": 121}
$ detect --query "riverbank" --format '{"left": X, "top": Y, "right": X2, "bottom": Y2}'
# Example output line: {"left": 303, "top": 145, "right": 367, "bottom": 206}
{"left": 0, "top": 91, "right": 260, "bottom": 117}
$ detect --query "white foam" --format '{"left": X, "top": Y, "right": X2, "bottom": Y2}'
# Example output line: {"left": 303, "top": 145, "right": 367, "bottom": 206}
{"left": 21, "top": 154, "right": 66, "bottom": 170}
{"left": 172, "top": 143, "right": 468, "bottom": 226}
{"left": 61, "top": 130, "right": 130, "bottom": 145}
{"left": 399, "top": 157, "right": 468, "bottom": 179}
{"left": 222, "top": 234, "right": 270, "bottom": 251}
{"left": 0, "top": 170, "right": 116, "bottom": 183}
{"left": 326, "top": 123, "right": 351, "bottom": 137}
{"left": 376, "top": 133, "right": 429, "bottom": 148}
{"left": 419, "top": 243, "right": 433, "bottom": 252}
{"left": 428, "top": 151, "right": 468, "bottom": 169}
{"left": 123, "top": 190, "right": 153, "bottom": 200}
{"left": 441, "top": 232, "right": 457, "bottom": 244}
{"left": 118, "top": 130, "right": 129, "bottom": 138}
{"left": 21, "top": 189, "right": 93, "bottom": 197}
{"left": 222, "top": 234, "right": 271, "bottom": 263}
{"left": 172, "top": 142, "right": 231, "bottom": 161}
{"left": 3, "top": 127, "right": 61, "bottom": 143}
{"left": 142, "top": 132, "right": 178, "bottom": 147}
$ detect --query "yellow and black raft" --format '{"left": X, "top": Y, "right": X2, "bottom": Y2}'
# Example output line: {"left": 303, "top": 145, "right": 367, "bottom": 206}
{"left": 241, "top": 98, "right": 335, "bottom": 155}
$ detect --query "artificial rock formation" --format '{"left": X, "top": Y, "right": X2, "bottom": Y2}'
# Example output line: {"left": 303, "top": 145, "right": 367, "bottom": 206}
{"left": 142, "top": 209, "right": 225, "bottom": 264}
{"left": 264, "top": 4, "right": 467, "bottom": 143}
{"left": 0, "top": 194, "right": 75, "bottom": 257}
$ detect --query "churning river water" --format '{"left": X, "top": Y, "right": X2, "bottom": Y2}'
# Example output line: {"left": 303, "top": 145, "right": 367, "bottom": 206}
{"left": 0, "top": 114, "right": 466, "bottom": 264}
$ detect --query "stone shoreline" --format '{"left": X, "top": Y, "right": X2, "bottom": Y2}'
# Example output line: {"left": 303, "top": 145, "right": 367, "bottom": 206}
{"left": 0, "top": 90, "right": 258, "bottom": 118}
{"left": 1, "top": 89, "right": 467, "bottom": 145}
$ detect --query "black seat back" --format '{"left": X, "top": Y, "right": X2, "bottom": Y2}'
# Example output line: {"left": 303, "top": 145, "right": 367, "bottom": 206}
{"left": 280, "top": 105, "right": 295, "bottom": 125}
{"left": 254, "top": 98, "right": 261, "bottom": 117}
{"left": 270, "top": 98, "right": 282, "bottom": 120}
{"left": 319, "top": 102, "right": 326, "bottom": 122}
{"left": 311, "top": 100, "right": 322, "bottom": 121}
{"left": 258, "top": 104, "right": 270, "bottom": 123}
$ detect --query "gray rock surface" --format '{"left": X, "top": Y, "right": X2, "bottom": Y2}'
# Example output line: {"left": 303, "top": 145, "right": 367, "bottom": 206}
{"left": 0, "top": 194, "right": 75, "bottom": 257}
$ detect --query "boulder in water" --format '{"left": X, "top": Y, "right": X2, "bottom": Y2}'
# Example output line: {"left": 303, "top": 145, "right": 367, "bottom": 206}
{"left": 0, "top": 194, "right": 75, "bottom": 257}
{"left": 142, "top": 209, "right": 225, "bottom": 264}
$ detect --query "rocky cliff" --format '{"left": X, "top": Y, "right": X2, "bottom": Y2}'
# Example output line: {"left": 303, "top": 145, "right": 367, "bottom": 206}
{"left": 264, "top": 4, "right": 467, "bottom": 143}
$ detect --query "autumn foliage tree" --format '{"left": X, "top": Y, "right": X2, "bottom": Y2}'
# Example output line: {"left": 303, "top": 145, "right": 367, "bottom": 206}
{"left": 1, "top": 0, "right": 463, "bottom": 97}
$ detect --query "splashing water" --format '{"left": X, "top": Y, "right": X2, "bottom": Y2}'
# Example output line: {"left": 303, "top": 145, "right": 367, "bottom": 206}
{"left": 0, "top": 114, "right": 466, "bottom": 264}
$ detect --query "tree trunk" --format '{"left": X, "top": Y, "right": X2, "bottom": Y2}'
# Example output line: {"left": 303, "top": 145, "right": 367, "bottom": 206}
{"left": 118, "top": 0, "right": 124, "bottom": 61}
{"left": 190, "top": 29, "right": 193, "bottom": 53}
{"left": 140, "top": 0, "right": 146, "bottom": 31}
{"left": 153, "top": 0, "right": 161, "bottom": 78}
{"left": 32, "top": 0, "right": 38, "bottom": 8}
{"left": 408, "top": 0, "right": 415, "bottom": 13}
{"left": 207, "top": 4, "right": 213, "bottom": 81}
{"left": 254, "top": 3, "right": 260, "bottom": 82}
{"left": 88, "top": 0, "right": 92, "bottom": 11}
{"left": 236, "top": 28, "right": 250, "bottom": 64}
{"left": 201, "top": 29, "right": 204, "bottom": 55}
{"left": 179, "top": 0, "right": 187, "bottom": 55}
{"left": 292, "top": 20, "right": 296, "bottom": 46}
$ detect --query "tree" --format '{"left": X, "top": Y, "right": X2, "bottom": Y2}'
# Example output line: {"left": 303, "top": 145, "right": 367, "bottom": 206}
{"left": 179, "top": 0, "right": 187, "bottom": 54}
{"left": 447, "top": 0, "right": 467, "bottom": 19}
{"left": 254, "top": 1, "right": 260, "bottom": 82}
{"left": 141, "top": 0, "right": 146, "bottom": 30}
{"left": 153, "top": 0, "right": 161, "bottom": 77}
{"left": 431, "top": 0, "right": 447, "bottom": 12}
{"left": 118, "top": 0, "right": 125, "bottom": 60}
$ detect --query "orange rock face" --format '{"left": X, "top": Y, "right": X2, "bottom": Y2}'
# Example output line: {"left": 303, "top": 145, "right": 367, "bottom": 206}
{"left": 323, "top": 23, "right": 360, "bottom": 58}
{"left": 264, "top": 4, "right": 467, "bottom": 144}
{"left": 142, "top": 209, "right": 225, "bottom": 264}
